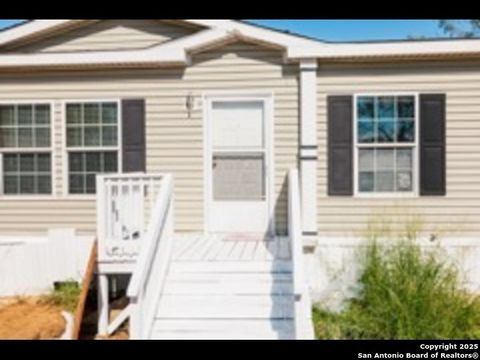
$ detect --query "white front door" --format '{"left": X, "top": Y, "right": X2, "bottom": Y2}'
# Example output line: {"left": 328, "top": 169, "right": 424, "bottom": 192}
{"left": 206, "top": 96, "right": 273, "bottom": 235}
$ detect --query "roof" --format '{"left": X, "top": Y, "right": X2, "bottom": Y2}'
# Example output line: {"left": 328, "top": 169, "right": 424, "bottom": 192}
{"left": 1, "top": 19, "right": 480, "bottom": 70}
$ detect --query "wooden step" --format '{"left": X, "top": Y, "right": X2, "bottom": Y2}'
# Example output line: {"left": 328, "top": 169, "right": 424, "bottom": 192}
{"left": 163, "top": 281, "right": 293, "bottom": 296}
{"left": 168, "top": 261, "right": 292, "bottom": 274}
{"left": 150, "top": 319, "right": 295, "bottom": 340}
{"left": 167, "top": 272, "right": 293, "bottom": 283}
{"left": 152, "top": 319, "right": 294, "bottom": 333}
{"left": 156, "top": 295, "right": 295, "bottom": 320}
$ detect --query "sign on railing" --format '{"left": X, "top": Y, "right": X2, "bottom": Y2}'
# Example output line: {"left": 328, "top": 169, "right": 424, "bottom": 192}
{"left": 96, "top": 174, "right": 164, "bottom": 263}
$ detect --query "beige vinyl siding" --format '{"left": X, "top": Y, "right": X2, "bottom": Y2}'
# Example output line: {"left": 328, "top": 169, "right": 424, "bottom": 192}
{"left": 318, "top": 60, "right": 480, "bottom": 237}
{"left": 0, "top": 42, "right": 299, "bottom": 236}
{"left": 13, "top": 20, "right": 198, "bottom": 53}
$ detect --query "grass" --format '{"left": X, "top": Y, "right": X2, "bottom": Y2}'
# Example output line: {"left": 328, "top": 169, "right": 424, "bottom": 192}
{"left": 43, "top": 281, "right": 81, "bottom": 313}
{"left": 313, "top": 231, "right": 480, "bottom": 340}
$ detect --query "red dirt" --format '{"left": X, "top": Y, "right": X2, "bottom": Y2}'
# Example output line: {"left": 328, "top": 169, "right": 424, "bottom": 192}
{"left": 0, "top": 297, "right": 66, "bottom": 340}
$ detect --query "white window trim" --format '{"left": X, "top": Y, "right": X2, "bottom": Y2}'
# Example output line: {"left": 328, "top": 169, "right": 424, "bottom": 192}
{"left": 0, "top": 101, "right": 55, "bottom": 200}
{"left": 353, "top": 93, "right": 420, "bottom": 199}
{"left": 62, "top": 99, "right": 122, "bottom": 199}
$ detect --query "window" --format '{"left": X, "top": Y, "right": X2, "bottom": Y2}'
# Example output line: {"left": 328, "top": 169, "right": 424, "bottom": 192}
{"left": 3, "top": 154, "right": 51, "bottom": 194}
{"left": 0, "top": 104, "right": 52, "bottom": 195}
{"left": 356, "top": 95, "right": 417, "bottom": 195}
{"left": 66, "top": 102, "right": 120, "bottom": 194}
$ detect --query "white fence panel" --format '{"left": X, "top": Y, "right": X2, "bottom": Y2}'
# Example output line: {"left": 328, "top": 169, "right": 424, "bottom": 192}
{"left": 0, "top": 229, "right": 95, "bottom": 297}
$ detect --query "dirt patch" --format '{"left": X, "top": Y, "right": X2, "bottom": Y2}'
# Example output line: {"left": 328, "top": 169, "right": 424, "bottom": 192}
{"left": 96, "top": 327, "right": 129, "bottom": 340}
{"left": 0, "top": 297, "right": 66, "bottom": 340}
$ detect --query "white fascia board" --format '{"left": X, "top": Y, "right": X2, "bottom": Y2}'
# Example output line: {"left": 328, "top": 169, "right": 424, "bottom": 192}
{"left": 186, "top": 19, "right": 322, "bottom": 49}
{"left": 161, "top": 28, "right": 230, "bottom": 52}
{"left": 0, "top": 47, "right": 187, "bottom": 68}
{"left": 288, "top": 39, "right": 480, "bottom": 59}
{"left": 0, "top": 20, "right": 73, "bottom": 46}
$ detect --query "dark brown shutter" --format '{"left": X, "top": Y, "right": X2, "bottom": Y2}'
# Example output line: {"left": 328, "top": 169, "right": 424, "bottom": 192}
{"left": 420, "top": 94, "right": 446, "bottom": 196}
{"left": 328, "top": 96, "right": 354, "bottom": 196}
{"left": 122, "top": 99, "right": 146, "bottom": 173}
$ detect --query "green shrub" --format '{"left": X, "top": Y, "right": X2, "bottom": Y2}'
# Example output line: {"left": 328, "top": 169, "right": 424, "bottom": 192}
{"left": 43, "top": 281, "right": 81, "bottom": 313}
{"left": 314, "top": 238, "right": 480, "bottom": 340}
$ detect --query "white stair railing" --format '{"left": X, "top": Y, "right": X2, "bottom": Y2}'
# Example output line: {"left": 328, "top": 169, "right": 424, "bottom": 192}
{"left": 288, "top": 169, "right": 315, "bottom": 340}
{"left": 127, "top": 174, "right": 174, "bottom": 339}
{"left": 96, "top": 173, "right": 164, "bottom": 263}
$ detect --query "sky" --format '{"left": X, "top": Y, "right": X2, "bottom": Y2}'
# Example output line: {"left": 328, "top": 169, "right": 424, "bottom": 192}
{"left": 0, "top": 19, "right": 445, "bottom": 42}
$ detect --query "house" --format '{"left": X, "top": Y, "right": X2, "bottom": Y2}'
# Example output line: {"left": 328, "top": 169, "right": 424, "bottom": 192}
{"left": 0, "top": 19, "right": 479, "bottom": 340}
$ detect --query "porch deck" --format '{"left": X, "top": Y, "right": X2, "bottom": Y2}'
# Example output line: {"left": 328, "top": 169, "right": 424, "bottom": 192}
{"left": 172, "top": 235, "right": 292, "bottom": 262}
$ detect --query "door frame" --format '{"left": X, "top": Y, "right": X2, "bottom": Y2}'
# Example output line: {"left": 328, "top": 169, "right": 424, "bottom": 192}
{"left": 203, "top": 92, "right": 275, "bottom": 235}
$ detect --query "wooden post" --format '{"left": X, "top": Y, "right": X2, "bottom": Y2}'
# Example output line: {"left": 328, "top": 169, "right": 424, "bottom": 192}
{"left": 72, "top": 242, "right": 98, "bottom": 340}
{"left": 97, "top": 273, "right": 109, "bottom": 336}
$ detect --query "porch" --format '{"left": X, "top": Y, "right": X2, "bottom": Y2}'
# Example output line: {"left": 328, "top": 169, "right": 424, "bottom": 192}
{"left": 95, "top": 171, "right": 313, "bottom": 340}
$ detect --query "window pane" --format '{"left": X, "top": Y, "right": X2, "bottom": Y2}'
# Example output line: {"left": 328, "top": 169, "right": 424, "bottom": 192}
{"left": 18, "top": 105, "right": 33, "bottom": 126}
{"left": 359, "top": 172, "right": 374, "bottom": 192}
{"left": 358, "top": 121, "right": 375, "bottom": 143}
{"left": 37, "top": 154, "right": 51, "bottom": 172}
{"left": 67, "top": 128, "right": 83, "bottom": 147}
{"left": 359, "top": 149, "right": 374, "bottom": 171}
{"left": 102, "top": 103, "right": 117, "bottom": 124}
{"left": 69, "top": 175, "right": 85, "bottom": 194}
{"left": 212, "top": 101, "right": 264, "bottom": 149}
{"left": 86, "top": 153, "right": 101, "bottom": 172}
{"left": 356, "top": 96, "right": 417, "bottom": 194}
{"left": 37, "top": 176, "right": 52, "bottom": 194}
{"left": 397, "top": 120, "right": 415, "bottom": 142}
{"left": 84, "top": 127, "right": 101, "bottom": 147}
{"left": 358, "top": 97, "right": 375, "bottom": 120}
{"left": 35, "top": 128, "right": 50, "bottom": 148}
{"left": 102, "top": 126, "right": 117, "bottom": 146}
{"left": 3, "top": 154, "right": 18, "bottom": 172}
{"left": 397, "top": 171, "right": 413, "bottom": 192}
{"left": 377, "top": 97, "right": 395, "bottom": 119}
{"left": 376, "top": 149, "right": 395, "bottom": 170}
{"left": 35, "top": 105, "right": 50, "bottom": 125}
{"left": 3, "top": 153, "right": 52, "bottom": 195}
{"left": 397, "top": 149, "right": 413, "bottom": 170}
{"left": 69, "top": 153, "right": 84, "bottom": 172}
{"left": 86, "top": 174, "right": 97, "bottom": 194}
{"left": 67, "top": 104, "right": 82, "bottom": 125}
{"left": 4, "top": 175, "right": 18, "bottom": 194}
{"left": 0, "top": 106, "right": 15, "bottom": 126}
{"left": 377, "top": 121, "right": 395, "bottom": 143}
{"left": 84, "top": 104, "right": 100, "bottom": 124}
{"left": 20, "top": 154, "right": 34, "bottom": 172}
{"left": 103, "top": 152, "right": 118, "bottom": 172}
{"left": 0, "top": 128, "right": 16, "bottom": 148}
{"left": 397, "top": 96, "right": 415, "bottom": 118}
{"left": 68, "top": 151, "right": 118, "bottom": 194}
{"left": 20, "top": 175, "right": 35, "bottom": 194}
{"left": 18, "top": 128, "right": 33, "bottom": 147}
{"left": 376, "top": 171, "right": 395, "bottom": 192}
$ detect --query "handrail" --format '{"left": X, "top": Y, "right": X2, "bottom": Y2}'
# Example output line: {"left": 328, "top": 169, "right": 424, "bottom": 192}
{"left": 288, "top": 169, "right": 304, "bottom": 298}
{"left": 127, "top": 174, "right": 174, "bottom": 339}
{"left": 288, "top": 169, "right": 315, "bottom": 340}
